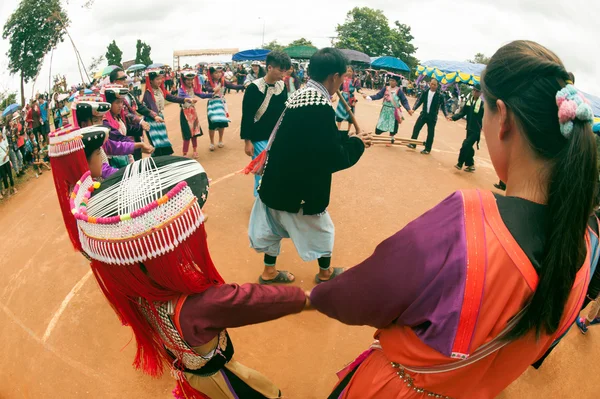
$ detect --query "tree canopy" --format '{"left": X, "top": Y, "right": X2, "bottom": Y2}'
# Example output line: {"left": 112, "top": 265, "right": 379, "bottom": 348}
{"left": 263, "top": 40, "right": 284, "bottom": 52}
{"left": 106, "top": 40, "right": 123, "bottom": 66}
{"left": 287, "top": 38, "right": 314, "bottom": 48}
{"left": 468, "top": 53, "right": 491, "bottom": 65}
{"left": 335, "top": 7, "right": 419, "bottom": 71}
{"left": 0, "top": 91, "right": 17, "bottom": 111}
{"left": 135, "top": 40, "right": 153, "bottom": 66}
{"left": 2, "top": 0, "right": 69, "bottom": 105}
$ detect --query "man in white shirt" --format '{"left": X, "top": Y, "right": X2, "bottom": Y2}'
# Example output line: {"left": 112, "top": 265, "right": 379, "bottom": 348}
{"left": 402, "top": 77, "right": 409, "bottom": 94}
{"left": 407, "top": 79, "right": 448, "bottom": 154}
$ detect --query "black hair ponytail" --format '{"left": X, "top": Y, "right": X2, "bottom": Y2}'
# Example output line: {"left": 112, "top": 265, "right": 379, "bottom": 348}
{"left": 482, "top": 40, "right": 597, "bottom": 339}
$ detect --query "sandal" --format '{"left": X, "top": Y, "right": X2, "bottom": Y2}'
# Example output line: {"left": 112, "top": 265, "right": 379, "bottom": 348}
{"left": 259, "top": 270, "right": 295, "bottom": 285}
{"left": 209, "top": 144, "right": 215, "bottom": 152}
{"left": 193, "top": 151, "right": 198, "bottom": 158}
{"left": 218, "top": 141, "right": 224, "bottom": 148}
{"left": 315, "top": 267, "right": 345, "bottom": 284}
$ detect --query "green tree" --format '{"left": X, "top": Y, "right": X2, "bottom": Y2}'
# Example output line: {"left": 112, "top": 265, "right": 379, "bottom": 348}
{"left": 0, "top": 91, "right": 17, "bottom": 110}
{"left": 389, "top": 22, "right": 419, "bottom": 71}
{"left": 335, "top": 7, "right": 391, "bottom": 56}
{"left": 263, "top": 40, "right": 284, "bottom": 52}
{"left": 2, "top": 0, "right": 69, "bottom": 105}
{"left": 287, "top": 38, "right": 314, "bottom": 47}
{"left": 106, "top": 40, "right": 123, "bottom": 66}
{"left": 135, "top": 40, "right": 153, "bottom": 66}
{"left": 335, "top": 7, "right": 418, "bottom": 72}
{"left": 468, "top": 53, "right": 490, "bottom": 65}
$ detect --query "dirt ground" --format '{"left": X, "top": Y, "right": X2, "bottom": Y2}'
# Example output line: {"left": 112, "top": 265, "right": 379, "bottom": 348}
{"left": 0, "top": 89, "right": 597, "bottom": 399}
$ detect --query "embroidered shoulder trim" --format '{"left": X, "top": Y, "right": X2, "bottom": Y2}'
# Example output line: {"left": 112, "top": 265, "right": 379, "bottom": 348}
{"left": 252, "top": 78, "right": 285, "bottom": 96}
{"left": 286, "top": 88, "right": 330, "bottom": 109}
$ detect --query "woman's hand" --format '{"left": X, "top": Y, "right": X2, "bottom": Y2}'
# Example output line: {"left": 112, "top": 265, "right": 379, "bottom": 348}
{"left": 141, "top": 142, "right": 154, "bottom": 154}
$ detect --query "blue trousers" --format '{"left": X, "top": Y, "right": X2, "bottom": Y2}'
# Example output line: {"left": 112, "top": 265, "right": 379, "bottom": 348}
{"left": 252, "top": 140, "right": 268, "bottom": 197}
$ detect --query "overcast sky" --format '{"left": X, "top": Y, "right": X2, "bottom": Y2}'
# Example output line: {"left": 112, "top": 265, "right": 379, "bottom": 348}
{"left": 1, "top": 0, "right": 599, "bottom": 99}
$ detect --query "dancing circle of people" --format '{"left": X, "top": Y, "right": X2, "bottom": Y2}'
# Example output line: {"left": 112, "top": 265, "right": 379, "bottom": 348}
{"left": 43, "top": 41, "right": 600, "bottom": 399}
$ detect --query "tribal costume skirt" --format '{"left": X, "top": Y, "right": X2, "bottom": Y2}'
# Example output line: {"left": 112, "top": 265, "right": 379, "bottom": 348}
{"left": 376, "top": 103, "right": 399, "bottom": 135}
{"left": 207, "top": 98, "right": 230, "bottom": 130}
{"left": 147, "top": 113, "right": 173, "bottom": 156}
{"left": 180, "top": 108, "right": 203, "bottom": 141}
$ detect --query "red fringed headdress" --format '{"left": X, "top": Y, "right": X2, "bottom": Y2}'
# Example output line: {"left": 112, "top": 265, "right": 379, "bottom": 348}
{"left": 180, "top": 70, "right": 203, "bottom": 95}
{"left": 145, "top": 68, "right": 168, "bottom": 105}
{"left": 48, "top": 125, "right": 90, "bottom": 251}
{"left": 70, "top": 157, "right": 224, "bottom": 397}
{"left": 206, "top": 67, "right": 225, "bottom": 89}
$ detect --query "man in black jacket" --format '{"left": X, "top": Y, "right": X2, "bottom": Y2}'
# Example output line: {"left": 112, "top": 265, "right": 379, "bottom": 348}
{"left": 407, "top": 79, "right": 448, "bottom": 154}
{"left": 241, "top": 51, "right": 291, "bottom": 196}
{"left": 448, "top": 82, "right": 484, "bottom": 172}
{"left": 248, "top": 48, "right": 371, "bottom": 285}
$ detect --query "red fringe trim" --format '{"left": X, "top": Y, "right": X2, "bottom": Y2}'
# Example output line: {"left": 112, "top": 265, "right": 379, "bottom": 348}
{"left": 89, "top": 223, "right": 224, "bottom": 377}
{"left": 49, "top": 151, "right": 90, "bottom": 251}
{"left": 240, "top": 150, "right": 267, "bottom": 175}
{"left": 174, "top": 377, "right": 210, "bottom": 399}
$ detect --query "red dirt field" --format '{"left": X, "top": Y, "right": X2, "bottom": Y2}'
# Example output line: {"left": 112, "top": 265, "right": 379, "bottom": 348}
{"left": 0, "top": 90, "right": 597, "bottom": 398}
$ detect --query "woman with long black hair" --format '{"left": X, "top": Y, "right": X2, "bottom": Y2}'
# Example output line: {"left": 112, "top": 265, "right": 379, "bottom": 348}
{"left": 311, "top": 40, "right": 599, "bottom": 399}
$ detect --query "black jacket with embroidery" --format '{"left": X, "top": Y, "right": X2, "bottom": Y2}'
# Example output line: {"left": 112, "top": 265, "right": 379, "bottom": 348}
{"left": 452, "top": 96, "right": 484, "bottom": 136}
{"left": 240, "top": 79, "right": 287, "bottom": 142}
{"left": 258, "top": 86, "right": 365, "bottom": 215}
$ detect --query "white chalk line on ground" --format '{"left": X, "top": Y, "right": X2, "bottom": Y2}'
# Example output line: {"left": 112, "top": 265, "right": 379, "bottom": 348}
{"left": 1, "top": 106, "right": 239, "bottom": 381}
{"left": 0, "top": 299, "right": 103, "bottom": 380}
{"left": 42, "top": 270, "right": 93, "bottom": 343}
{"left": 2, "top": 225, "right": 63, "bottom": 302}
{"left": 35, "top": 125, "right": 243, "bottom": 342}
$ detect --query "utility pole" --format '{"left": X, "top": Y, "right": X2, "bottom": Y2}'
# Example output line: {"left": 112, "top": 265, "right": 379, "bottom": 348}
{"left": 259, "top": 17, "right": 265, "bottom": 47}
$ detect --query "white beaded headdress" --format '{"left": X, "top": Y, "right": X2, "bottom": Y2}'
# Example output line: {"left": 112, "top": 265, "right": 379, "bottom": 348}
{"left": 70, "top": 157, "right": 209, "bottom": 265}
{"left": 48, "top": 124, "right": 84, "bottom": 158}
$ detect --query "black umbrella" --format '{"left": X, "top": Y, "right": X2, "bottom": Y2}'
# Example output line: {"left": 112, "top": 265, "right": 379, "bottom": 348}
{"left": 339, "top": 49, "right": 371, "bottom": 64}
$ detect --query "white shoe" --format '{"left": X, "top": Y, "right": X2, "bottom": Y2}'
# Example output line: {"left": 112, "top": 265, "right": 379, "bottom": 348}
{"left": 209, "top": 144, "right": 215, "bottom": 152}
{"left": 218, "top": 141, "right": 224, "bottom": 148}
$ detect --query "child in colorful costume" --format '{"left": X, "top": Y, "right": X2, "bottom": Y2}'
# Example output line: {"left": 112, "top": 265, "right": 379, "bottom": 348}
{"left": 204, "top": 65, "right": 244, "bottom": 151}
{"left": 67, "top": 156, "right": 309, "bottom": 398}
{"left": 335, "top": 66, "right": 361, "bottom": 131}
{"left": 143, "top": 68, "right": 193, "bottom": 156}
{"left": 102, "top": 85, "right": 141, "bottom": 167}
{"left": 177, "top": 70, "right": 212, "bottom": 158}
{"left": 365, "top": 74, "right": 413, "bottom": 140}
{"left": 310, "top": 40, "right": 599, "bottom": 399}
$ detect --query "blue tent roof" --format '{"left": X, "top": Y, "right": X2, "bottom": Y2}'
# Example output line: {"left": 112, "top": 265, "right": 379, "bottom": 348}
{"left": 421, "top": 60, "right": 486, "bottom": 76}
{"left": 371, "top": 56, "right": 410, "bottom": 72}
{"left": 232, "top": 49, "right": 271, "bottom": 61}
{"left": 582, "top": 91, "right": 600, "bottom": 117}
